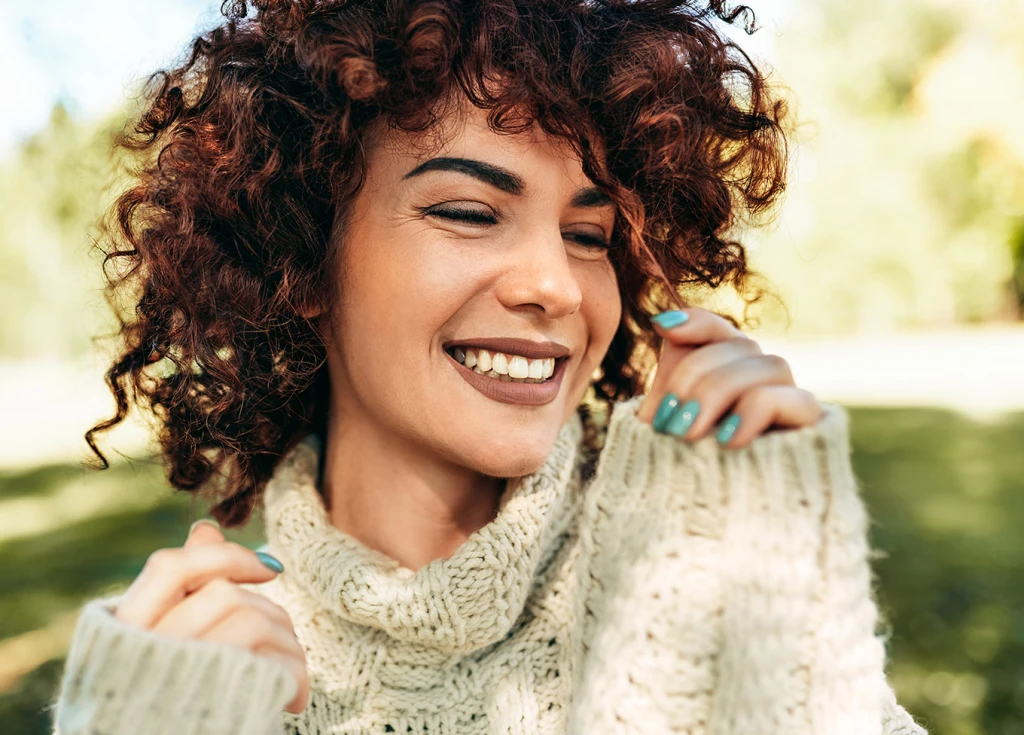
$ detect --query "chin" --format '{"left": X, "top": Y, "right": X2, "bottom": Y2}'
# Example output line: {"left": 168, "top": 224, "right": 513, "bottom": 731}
{"left": 457, "top": 423, "right": 564, "bottom": 478}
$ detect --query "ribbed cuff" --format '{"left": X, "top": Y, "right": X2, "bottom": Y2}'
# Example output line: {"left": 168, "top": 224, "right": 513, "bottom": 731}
{"left": 54, "top": 596, "right": 295, "bottom": 735}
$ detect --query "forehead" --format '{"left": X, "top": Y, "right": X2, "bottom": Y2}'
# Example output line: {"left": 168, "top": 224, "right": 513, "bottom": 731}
{"left": 369, "top": 101, "right": 600, "bottom": 186}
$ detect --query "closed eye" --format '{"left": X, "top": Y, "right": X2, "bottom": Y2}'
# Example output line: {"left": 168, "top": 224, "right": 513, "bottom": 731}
{"left": 424, "top": 207, "right": 611, "bottom": 249}
{"left": 427, "top": 207, "right": 497, "bottom": 225}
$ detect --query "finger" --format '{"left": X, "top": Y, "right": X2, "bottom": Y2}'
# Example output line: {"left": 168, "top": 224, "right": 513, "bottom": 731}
{"left": 202, "top": 607, "right": 310, "bottom": 714}
{"left": 151, "top": 578, "right": 295, "bottom": 639}
{"left": 263, "top": 649, "right": 311, "bottom": 715}
{"left": 716, "top": 386, "right": 824, "bottom": 449}
{"left": 646, "top": 308, "right": 752, "bottom": 410}
{"left": 184, "top": 519, "right": 226, "bottom": 549}
{"left": 115, "top": 544, "right": 281, "bottom": 629}
{"left": 661, "top": 354, "right": 795, "bottom": 441}
{"left": 649, "top": 307, "right": 746, "bottom": 348}
{"left": 202, "top": 605, "right": 306, "bottom": 661}
{"left": 637, "top": 338, "right": 762, "bottom": 423}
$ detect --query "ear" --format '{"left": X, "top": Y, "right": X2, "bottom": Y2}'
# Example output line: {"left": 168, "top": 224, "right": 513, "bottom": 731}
{"left": 295, "top": 289, "right": 323, "bottom": 319}
{"left": 296, "top": 293, "right": 330, "bottom": 322}
{"left": 297, "top": 300, "right": 335, "bottom": 343}
{"left": 297, "top": 303, "right": 324, "bottom": 320}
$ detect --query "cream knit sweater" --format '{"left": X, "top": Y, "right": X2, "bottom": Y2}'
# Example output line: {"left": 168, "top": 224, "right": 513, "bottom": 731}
{"left": 52, "top": 397, "right": 926, "bottom": 734}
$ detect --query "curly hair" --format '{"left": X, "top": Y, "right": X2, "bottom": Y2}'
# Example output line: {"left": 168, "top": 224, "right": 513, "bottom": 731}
{"left": 86, "top": 0, "right": 788, "bottom": 525}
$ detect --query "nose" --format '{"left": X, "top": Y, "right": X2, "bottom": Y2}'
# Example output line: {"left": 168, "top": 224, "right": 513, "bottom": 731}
{"left": 495, "top": 229, "right": 584, "bottom": 319}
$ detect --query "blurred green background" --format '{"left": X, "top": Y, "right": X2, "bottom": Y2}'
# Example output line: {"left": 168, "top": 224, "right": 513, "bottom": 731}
{"left": 1, "top": 0, "right": 1022, "bottom": 733}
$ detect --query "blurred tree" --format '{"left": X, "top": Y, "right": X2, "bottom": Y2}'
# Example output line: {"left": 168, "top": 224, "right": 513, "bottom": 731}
{"left": 750, "top": 0, "right": 1024, "bottom": 335}
{"left": 1010, "top": 223, "right": 1024, "bottom": 318}
{"left": 0, "top": 103, "right": 122, "bottom": 360}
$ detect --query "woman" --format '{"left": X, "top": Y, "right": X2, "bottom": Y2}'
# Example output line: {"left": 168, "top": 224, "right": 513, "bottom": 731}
{"left": 52, "top": 0, "right": 924, "bottom": 733}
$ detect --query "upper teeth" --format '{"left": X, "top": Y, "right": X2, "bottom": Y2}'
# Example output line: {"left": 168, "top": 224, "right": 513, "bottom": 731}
{"left": 450, "top": 347, "right": 556, "bottom": 382}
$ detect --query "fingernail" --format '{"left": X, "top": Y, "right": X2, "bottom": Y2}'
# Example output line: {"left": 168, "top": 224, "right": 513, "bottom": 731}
{"left": 653, "top": 393, "right": 680, "bottom": 432}
{"left": 650, "top": 310, "right": 689, "bottom": 329}
{"left": 716, "top": 414, "right": 741, "bottom": 445}
{"left": 665, "top": 400, "right": 700, "bottom": 438}
{"left": 188, "top": 518, "right": 219, "bottom": 536}
{"left": 255, "top": 551, "right": 284, "bottom": 574}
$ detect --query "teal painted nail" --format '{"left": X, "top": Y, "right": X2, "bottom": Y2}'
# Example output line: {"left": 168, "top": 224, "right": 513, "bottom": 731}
{"left": 653, "top": 393, "right": 681, "bottom": 432}
{"left": 665, "top": 399, "right": 700, "bottom": 437}
{"left": 650, "top": 310, "right": 690, "bottom": 329}
{"left": 716, "top": 414, "right": 741, "bottom": 445}
{"left": 255, "top": 551, "right": 284, "bottom": 574}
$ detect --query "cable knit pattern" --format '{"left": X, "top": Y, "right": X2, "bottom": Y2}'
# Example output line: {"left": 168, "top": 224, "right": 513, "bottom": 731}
{"left": 51, "top": 398, "right": 926, "bottom": 735}
{"left": 260, "top": 410, "right": 583, "bottom": 655}
{"left": 568, "top": 398, "right": 924, "bottom": 735}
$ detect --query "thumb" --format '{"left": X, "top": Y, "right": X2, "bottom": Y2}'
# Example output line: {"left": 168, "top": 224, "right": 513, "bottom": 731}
{"left": 185, "top": 518, "right": 226, "bottom": 548}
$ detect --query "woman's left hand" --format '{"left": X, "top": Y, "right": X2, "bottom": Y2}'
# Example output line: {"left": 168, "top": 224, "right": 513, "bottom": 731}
{"left": 636, "top": 307, "right": 823, "bottom": 449}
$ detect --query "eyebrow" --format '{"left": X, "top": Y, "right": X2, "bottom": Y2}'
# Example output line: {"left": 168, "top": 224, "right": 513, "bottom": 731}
{"left": 402, "top": 156, "right": 613, "bottom": 208}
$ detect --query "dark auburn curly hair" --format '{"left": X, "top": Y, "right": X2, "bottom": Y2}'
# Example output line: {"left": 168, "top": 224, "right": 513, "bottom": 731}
{"left": 86, "top": 0, "right": 788, "bottom": 525}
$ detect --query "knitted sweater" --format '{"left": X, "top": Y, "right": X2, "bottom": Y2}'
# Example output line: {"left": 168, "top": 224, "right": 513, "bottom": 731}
{"left": 52, "top": 397, "right": 926, "bottom": 735}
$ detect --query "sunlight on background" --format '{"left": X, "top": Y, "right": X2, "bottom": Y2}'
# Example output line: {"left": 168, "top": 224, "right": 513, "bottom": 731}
{"left": 0, "top": 1, "right": 1021, "bottom": 733}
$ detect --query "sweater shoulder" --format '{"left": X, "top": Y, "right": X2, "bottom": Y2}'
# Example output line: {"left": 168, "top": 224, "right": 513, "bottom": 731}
{"left": 582, "top": 396, "right": 854, "bottom": 537}
{"left": 567, "top": 398, "right": 916, "bottom": 732}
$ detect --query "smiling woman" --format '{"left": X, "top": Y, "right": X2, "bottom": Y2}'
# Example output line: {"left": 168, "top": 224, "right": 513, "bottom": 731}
{"left": 80, "top": 0, "right": 783, "bottom": 519}
{"left": 52, "top": 1, "right": 924, "bottom": 734}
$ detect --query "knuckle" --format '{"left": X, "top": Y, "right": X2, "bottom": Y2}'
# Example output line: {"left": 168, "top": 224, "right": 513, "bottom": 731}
{"left": 737, "top": 336, "right": 762, "bottom": 354}
{"left": 271, "top": 603, "right": 296, "bottom": 628}
{"left": 237, "top": 607, "right": 274, "bottom": 642}
{"left": 144, "top": 547, "right": 180, "bottom": 574}
{"left": 686, "top": 376, "right": 712, "bottom": 405}
{"left": 207, "top": 578, "right": 244, "bottom": 606}
{"left": 762, "top": 353, "right": 793, "bottom": 378}
{"left": 666, "top": 364, "right": 697, "bottom": 396}
{"left": 795, "top": 387, "right": 821, "bottom": 410}
{"left": 689, "top": 365, "right": 726, "bottom": 398}
{"left": 746, "top": 384, "right": 777, "bottom": 411}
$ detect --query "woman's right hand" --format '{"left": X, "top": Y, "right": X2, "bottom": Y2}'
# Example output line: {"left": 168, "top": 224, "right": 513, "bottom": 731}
{"left": 114, "top": 519, "right": 310, "bottom": 714}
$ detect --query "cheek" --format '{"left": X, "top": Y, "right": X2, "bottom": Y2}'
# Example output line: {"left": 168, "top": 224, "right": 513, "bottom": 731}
{"left": 563, "top": 260, "right": 622, "bottom": 413}
{"left": 581, "top": 260, "right": 622, "bottom": 360}
{"left": 335, "top": 235, "right": 488, "bottom": 419}
{"left": 343, "top": 236, "right": 474, "bottom": 347}
{"left": 598, "top": 263, "right": 623, "bottom": 340}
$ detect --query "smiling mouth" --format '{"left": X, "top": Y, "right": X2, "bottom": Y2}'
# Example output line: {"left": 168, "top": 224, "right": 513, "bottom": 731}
{"left": 445, "top": 346, "right": 566, "bottom": 384}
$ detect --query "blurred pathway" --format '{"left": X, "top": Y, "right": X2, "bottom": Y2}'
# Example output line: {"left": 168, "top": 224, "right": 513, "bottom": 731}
{"left": 757, "top": 324, "right": 1024, "bottom": 419}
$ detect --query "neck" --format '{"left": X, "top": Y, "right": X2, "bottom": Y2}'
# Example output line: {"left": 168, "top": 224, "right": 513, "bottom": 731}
{"left": 320, "top": 401, "right": 504, "bottom": 573}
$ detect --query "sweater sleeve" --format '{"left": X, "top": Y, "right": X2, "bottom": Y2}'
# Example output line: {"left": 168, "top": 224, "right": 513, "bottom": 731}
{"left": 51, "top": 594, "right": 296, "bottom": 735}
{"left": 567, "top": 397, "right": 926, "bottom": 735}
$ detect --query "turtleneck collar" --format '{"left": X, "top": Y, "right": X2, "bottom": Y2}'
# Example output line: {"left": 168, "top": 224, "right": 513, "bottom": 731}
{"left": 261, "top": 414, "right": 585, "bottom": 654}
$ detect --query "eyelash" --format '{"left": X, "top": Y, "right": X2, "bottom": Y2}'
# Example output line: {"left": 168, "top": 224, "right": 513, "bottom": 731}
{"left": 425, "top": 207, "right": 611, "bottom": 249}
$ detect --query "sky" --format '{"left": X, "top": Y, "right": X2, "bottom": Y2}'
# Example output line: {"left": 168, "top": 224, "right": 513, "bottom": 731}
{"left": 0, "top": 0, "right": 791, "bottom": 158}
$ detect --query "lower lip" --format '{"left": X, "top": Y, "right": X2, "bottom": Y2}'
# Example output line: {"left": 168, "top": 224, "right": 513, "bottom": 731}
{"left": 446, "top": 352, "right": 568, "bottom": 406}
